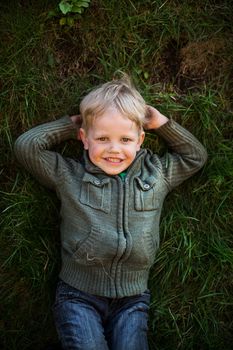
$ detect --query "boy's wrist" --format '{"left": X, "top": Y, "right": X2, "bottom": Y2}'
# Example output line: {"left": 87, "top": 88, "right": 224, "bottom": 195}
{"left": 70, "top": 115, "right": 82, "bottom": 126}
{"left": 144, "top": 106, "right": 169, "bottom": 130}
{"left": 70, "top": 115, "right": 82, "bottom": 140}
{"left": 145, "top": 114, "right": 169, "bottom": 130}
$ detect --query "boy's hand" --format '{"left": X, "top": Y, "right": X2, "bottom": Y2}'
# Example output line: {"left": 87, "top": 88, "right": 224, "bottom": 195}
{"left": 70, "top": 114, "right": 82, "bottom": 126}
{"left": 144, "top": 105, "right": 169, "bottom": 130}
{"left": 70, "top": 115, "right": 82, "bottom": 140}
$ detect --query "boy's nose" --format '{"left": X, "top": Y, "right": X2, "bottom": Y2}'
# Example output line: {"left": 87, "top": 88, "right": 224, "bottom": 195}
{"left": 108, "top": 142, "right": 120, "bottom": 152}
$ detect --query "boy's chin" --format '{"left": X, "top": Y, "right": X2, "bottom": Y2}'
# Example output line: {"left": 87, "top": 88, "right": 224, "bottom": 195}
{"left": 103, "top": 169, "right": 125, "bottom": 175}
{"left": 99, "top": 165, "right": 128, "bottom": 175}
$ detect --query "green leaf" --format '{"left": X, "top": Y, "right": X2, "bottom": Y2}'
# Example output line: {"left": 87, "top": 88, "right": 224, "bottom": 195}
{"left": 47, "top": 10, "right": 57, "bottom": 18}
{"left": 59, "top": 17, "right": 67, "bottom": 25}
{"left": 77, "top": 1, "right": 91, "bottom": 7}
{"left": 67, "top": 17, "right": 75, "bottom": 26}
{"left": 71, "top": 6, "right": 83, "bottom": 13}
{"left": 135, "top": 68, "right": 142, "bottom": 75}
{"left": 59, "top": 1, "right": 72, "bottom": 14}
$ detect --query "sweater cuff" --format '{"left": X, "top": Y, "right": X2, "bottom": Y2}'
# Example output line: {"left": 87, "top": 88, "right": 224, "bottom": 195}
{"left": 151, "top": 119, "right": 187, "bottom": 145}
{"left": 59, "top": 115, "right": 77, "bottom": 139}
{"left": 152, "top": 118, "right": 174, "bottom": 133}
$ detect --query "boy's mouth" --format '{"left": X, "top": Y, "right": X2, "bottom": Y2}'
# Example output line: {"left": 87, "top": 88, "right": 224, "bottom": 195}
{"left": 104, "top": 157, "right": 123, "bottom": 163}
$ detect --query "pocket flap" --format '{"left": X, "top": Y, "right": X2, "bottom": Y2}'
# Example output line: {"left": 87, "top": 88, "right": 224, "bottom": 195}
{"left": 82, "top": 173, "right": 110, "bottom": 187}
{"left": 135, "top": 176, "right": 157, "bottom": 191}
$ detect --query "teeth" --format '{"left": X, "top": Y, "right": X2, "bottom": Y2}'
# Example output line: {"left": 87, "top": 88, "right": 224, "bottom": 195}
{"left": 106, "top": 158, "right": 121, "bottom": 163}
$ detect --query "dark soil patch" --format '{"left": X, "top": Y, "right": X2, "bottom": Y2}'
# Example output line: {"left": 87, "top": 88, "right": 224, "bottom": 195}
{"left": 157, "top": 37, "right": 233, "bottom": 92}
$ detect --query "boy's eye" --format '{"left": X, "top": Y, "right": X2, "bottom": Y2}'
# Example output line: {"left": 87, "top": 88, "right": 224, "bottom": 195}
{"left": 122, "top": 137, "right": 131, "bottom": 143}
{"left": 98, "top": 137, "right": 108, "bottom": 141}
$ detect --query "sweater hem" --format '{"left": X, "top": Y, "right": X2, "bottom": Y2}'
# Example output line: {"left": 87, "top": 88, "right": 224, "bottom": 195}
{"left": 59, "top": 254, "right": 149, "bottom": 298}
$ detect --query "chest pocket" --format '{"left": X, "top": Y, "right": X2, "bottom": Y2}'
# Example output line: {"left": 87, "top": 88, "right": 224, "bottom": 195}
{"left": 79, "top": 173, "right": 111, "bottom": 213}
{"left": 134, "top": 176, "right": 159, "bottom": 211}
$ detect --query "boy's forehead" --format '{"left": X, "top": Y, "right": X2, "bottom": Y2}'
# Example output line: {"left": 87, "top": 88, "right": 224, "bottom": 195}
{"left": 92, "top": 112, "right": 139, "bottom": 131}
{"left": 83, "top": 104, "right": 143, "bottom": 135}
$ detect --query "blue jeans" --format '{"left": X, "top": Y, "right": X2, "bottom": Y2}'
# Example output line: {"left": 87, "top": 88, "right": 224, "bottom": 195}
{"left": 53, "top": 280, "right": 150, "bottom": 350}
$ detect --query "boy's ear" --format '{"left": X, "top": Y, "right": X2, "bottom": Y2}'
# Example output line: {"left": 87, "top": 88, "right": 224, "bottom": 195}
{"left": 136, "top": 131, "right": 145, "bottom": 151}
{"left": 79, "top": 128, "right": 89, "bottom": 150}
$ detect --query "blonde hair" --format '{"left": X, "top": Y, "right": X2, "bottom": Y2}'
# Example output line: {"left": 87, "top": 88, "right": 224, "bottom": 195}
{"left": 80, "top": 74, "right": 146, "bottom": 131}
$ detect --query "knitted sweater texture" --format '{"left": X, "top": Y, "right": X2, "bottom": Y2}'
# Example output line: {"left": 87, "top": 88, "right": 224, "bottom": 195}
{"left": 14, "top": 116, "right": 207, "bottom": 297}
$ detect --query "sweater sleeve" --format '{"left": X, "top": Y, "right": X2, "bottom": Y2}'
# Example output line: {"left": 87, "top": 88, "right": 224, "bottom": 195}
{"left": 152, "top": 119, "right": 208, "bottom": 190}
{"left": 14, "top": 116, "right": 77, "bottom": 190}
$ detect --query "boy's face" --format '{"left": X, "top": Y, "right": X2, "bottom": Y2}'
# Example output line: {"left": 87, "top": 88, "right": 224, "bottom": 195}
{"left": 79, "top": 107, "right": 145, "bottom": 175}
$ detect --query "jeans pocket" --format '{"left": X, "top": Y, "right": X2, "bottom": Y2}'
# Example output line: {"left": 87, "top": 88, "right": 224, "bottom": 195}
{"left": 53, "top": 280, "right": 81, "bottom": 309}
{"left": 140, "top": 289, "right": 151, "bottom": 305}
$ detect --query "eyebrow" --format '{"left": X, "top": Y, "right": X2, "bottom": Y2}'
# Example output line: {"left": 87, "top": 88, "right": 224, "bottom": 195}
{"left": 95, "top": 132, "right": 136, "bottom": 137}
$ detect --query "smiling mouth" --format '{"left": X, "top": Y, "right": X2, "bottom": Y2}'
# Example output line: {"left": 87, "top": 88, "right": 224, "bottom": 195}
{"left": 104, "top": 157, "right": 123, "bottom": 163}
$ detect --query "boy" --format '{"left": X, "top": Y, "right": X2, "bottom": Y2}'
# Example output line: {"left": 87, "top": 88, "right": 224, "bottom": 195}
{"left": 14, "top": 75, "right": 207, "bottom": 350}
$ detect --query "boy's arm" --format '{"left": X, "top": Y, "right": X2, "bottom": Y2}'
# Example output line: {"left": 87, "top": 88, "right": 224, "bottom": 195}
{"left": 144, "top": 106, "right": 208, "bottom": 190}
{"left": 14, "top": 116, "right": 80, "bottom": 189}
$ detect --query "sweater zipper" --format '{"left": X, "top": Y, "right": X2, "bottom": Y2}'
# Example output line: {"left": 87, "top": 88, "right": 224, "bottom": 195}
{"left": 113, "top": 175, "right": 128, "bottom": 296}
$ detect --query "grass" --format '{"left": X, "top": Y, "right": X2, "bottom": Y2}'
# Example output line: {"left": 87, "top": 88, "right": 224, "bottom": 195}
{"left": 0, "top": 0, "right": 233, "bottom": 349}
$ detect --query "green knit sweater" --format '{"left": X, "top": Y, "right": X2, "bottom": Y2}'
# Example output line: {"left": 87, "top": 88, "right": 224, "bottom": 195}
{"left": 14, "top": 116, "right": 207, "bottom": 297}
